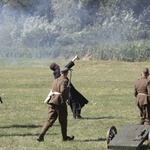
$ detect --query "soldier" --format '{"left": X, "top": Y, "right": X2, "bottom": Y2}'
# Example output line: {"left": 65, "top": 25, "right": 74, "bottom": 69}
{"left": 134, "top": 68, "right": 150, "bottom": 125}
{"left": 37, "top": 67, "right": 74, "bottom": 142}
{"left": 0, "top": 97, "right": 2, "bottom": 103}
{"left": 50, "top": 55, "right": 88, "bottom": 119}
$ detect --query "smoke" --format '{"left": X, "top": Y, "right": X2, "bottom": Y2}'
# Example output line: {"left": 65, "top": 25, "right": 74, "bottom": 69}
{"left": 0, "top": 0, "right": 149, "bottom": 60}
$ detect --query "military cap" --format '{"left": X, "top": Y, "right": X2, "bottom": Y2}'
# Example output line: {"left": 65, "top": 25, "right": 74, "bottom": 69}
{"left": 50, "top": 63, "right": 59, "bottom": 71}
{"left": 142, "top": 68, "right": 149, "bottom": 74}
{"left": 60, "top": 67, "right": 69, "bottom": 72}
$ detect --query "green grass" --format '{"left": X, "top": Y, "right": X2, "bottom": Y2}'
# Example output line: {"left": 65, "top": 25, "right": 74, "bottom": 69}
{"left": 0, "top": 58, "right": 150, "bottom": 150}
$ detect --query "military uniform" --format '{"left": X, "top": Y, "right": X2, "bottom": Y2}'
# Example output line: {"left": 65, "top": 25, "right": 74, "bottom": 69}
{"left": 37, "top": 68, "right": 74, "bottom": 141}
{"left": 134, "top": 68, "right": 150, "bottom": 124}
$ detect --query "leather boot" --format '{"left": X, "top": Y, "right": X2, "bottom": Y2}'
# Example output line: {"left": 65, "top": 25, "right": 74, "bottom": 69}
{"left": 62, "top": 135, "right": 74, "bottom": 141}
{"left": 37, "top": 122, "right": 51, "bottom": 142}
{"left": 61, "top": 125, "right": 67, "bottom": 141}
{"left": 37, "top": 133, "right": 44, "bottom": 142}
{"left": 61, "top": 124, "right": 74, "bottom": 141}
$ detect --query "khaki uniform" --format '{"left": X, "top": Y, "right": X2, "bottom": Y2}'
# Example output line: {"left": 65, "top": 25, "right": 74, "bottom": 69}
{"left": 134, "top": 76, "right": 150, "bottom": 124}
{"left": 40, "top": 75, "right": 69, "bottom": 139}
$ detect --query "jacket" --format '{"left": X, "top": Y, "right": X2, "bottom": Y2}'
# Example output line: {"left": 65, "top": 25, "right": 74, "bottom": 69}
{"left": 49, "top": 75, "right": 69, "bottom": 106}
{"left": 134, "top": 76, "right": 150, "bottom": 105}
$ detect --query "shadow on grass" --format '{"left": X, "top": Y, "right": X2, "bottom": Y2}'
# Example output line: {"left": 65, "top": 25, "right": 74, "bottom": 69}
{"left": 0, "top": 133, "right": 40, "bottom": 137}
{"left": 76, "top": 137, "right": 106, "bottom": 142}
{"left": 0, "top": 124, "right": 59, "bottom": 137}
{"left": 75, "top": 139, "right": 150, "bottom": 150}
{"left": 0, "top": 124, "right": 60, "bottom": 129}
{"left": 0, "top": 124, "right": 42, "bottom": 129}
{"left": 139, "top": 145, "right": 150, "bottom": 150}
{"left": 82, "top": 116, "right": 115, "bottom": 120}
{"left": 0, "top": 133, "right": 56, "bottom": 137}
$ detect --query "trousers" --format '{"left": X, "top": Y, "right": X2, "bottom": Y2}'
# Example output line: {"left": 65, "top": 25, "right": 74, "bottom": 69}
{"left": 40, "top": 103, "right": 68, "bottom": 139}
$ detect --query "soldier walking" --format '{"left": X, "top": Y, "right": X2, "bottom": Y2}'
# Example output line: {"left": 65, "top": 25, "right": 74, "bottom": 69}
{"left": 37, "top": 67, "right": 74, "bottom": 142}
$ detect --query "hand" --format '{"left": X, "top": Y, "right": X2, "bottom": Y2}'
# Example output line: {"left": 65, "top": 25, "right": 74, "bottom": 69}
{"left": 75, "top": 54, "right": 79, "bottom": 60}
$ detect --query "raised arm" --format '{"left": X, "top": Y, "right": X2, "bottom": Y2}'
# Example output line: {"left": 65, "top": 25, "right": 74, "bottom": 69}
{"left": 65, "top": 54, "right": 79, "bottom": 69}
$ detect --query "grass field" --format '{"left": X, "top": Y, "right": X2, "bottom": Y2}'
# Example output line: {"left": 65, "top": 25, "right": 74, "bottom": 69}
{"left": 0, "top": 58, "right": 150, "bottom": 150}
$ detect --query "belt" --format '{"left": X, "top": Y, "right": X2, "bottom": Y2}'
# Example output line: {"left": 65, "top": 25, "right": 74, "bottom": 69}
{"left": 52, "top": 91, "right": 61, "bottom": 95}
{"left": 44, "top": 91, "right": 61, "bottom": 103}
{"left": 138, "top": 93, "right": 149, "bottom": 96}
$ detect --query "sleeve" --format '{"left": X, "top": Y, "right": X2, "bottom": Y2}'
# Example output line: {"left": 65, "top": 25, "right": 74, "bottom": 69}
{"left": 134, "top": 84, "right": 138, "bottom": 97}
{"left": 147, "top": 81, "right": 150, "bottom": 96}
{"left": 60, "top": 79, "right": 69, "bottom": 98}
{"left": 65, "top": 61, "right": 75, "bottom": 69}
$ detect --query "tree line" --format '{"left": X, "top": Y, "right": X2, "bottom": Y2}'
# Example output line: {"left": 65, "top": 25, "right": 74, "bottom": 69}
{"left": 0, "top": 0, "right": 150, "bottom": 61}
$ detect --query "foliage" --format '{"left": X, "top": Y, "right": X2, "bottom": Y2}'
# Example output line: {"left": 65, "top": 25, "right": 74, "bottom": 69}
{"left": 0, "top": 0, "right": 150, "bottom": 61}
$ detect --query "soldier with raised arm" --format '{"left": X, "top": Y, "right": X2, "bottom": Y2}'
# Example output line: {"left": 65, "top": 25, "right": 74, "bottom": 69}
{"left": 49, "top": 55, "right": 88, "bottom": 119}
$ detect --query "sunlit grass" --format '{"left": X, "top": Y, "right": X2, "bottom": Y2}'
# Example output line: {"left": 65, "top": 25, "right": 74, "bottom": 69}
{"left": 0, "top": 58, "right": 150, "bottom": 150}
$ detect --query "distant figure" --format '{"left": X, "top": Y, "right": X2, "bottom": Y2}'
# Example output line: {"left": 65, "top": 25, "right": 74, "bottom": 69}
{"left": 37, "top": 67, "right": 74, "bottom": 142}
{"left": 0, "top": 97, "right": 2, "bottom": 103}
{"left": 134, "top": 68, "right": 150, "bottom": 125}
{"left": 50, "top": 55, "right": 88, "bottom": 119}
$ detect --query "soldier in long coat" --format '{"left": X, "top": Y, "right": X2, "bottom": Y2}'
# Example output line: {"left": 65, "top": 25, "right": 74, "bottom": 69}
{"left": 50, "top": 55, "right": 88, "bottom": 119}
{"left": 37, "top": 67, "right": 74, "bottom": 142}
{"left": 134, "top": 68, "right": 150, "bottom": 125}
